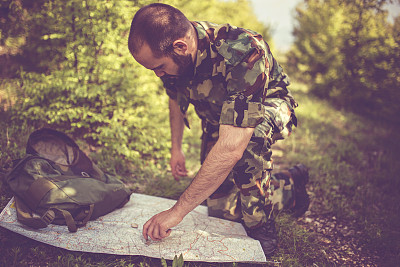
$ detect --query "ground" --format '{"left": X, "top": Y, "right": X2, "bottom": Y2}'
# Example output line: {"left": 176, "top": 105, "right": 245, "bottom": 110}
{"left": 273, "top": 143, "right": 380, "bottom": 267}
{"left": 296, "top": 190, "right": 379, "bottom": 266}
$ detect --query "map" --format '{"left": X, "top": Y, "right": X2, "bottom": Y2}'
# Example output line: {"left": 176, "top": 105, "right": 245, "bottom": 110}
{"left": 0, "top": 193, "right": 266, "bottom": 263}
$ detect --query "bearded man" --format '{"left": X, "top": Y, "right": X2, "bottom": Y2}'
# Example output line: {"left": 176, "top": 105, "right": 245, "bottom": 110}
{"left": 128, "top": 3, "right": 309, "bottom": 257}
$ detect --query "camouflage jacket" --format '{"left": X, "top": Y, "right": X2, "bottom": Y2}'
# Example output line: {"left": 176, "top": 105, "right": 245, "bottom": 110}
{"left": 162, "top": 21, "right": 297, "bottom": 128}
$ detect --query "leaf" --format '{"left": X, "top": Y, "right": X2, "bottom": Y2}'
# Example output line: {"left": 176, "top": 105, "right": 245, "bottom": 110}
{"left": 161, "top": 258, "right": 168, "bottom": 267}
{"left": 171, "top": 254, "right": 184, "bottom": 267}
{"left": 172, "top": 255, "right": 178, "bottom": 267}
{"left": 177, "top": 253, "right": 184, "bottom": 267}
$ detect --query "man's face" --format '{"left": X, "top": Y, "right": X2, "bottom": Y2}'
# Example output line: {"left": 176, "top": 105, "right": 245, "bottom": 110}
{"left": 133, "top": 42, "right": 194, "bottom": 78}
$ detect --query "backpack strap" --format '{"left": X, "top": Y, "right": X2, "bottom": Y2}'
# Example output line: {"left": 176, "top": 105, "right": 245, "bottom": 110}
{"left": 15, "top": 196, "right": 92, "bottom": 233}
{"left": 53, "top": 208, "right": 77, "bottom": 232}
{"left": 51, "top": 205, "right": 93, "bottom": 232}
{"left": 15, "top": 196, "right": 53, "bottom": 229}
{"left": 74, "top": 204, "right": 94, "bottom": 227}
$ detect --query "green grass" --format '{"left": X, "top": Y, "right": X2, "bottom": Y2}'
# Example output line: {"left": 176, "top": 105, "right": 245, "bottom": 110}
{"left": 1, "top": 81, "right": 399, "bottom": 266}
{"left": 276, "top": 82, "right": 400, "bottom": 266}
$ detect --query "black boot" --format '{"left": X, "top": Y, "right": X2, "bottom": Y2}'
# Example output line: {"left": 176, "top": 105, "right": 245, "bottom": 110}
{"left": 288, "top": 164, "right": 310, "bottom": 217}
{"left": 246, "top": 219, "right": 278, "bottom": 257}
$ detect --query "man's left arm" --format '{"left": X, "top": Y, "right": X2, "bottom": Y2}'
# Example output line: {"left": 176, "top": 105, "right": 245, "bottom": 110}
{"left": 142, "top": 124, "right": 254, "bottom": 241}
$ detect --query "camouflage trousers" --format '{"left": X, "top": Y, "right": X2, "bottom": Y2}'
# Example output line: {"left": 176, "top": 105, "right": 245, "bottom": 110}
{"left": 202, "top": 99, "right": 297, "bottom": 229}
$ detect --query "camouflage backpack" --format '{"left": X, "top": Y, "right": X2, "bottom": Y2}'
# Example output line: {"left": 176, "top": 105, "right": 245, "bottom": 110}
{"left": 5, "top": 128, "right": 132, "bottom": 232}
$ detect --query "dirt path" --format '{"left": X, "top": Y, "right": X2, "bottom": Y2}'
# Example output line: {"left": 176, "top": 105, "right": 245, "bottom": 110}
{"left": 272, "top": 144, "right": 379, "bottom": 266}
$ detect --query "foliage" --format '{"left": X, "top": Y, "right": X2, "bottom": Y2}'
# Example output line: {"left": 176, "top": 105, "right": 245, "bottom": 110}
{"left": 175, "top": 0, "right": 272, "bottom": 42}
{"left": 14, "top": 67, "right": 172, "bottom": 167}
{"left": 287, "top": 0, "right": 400, "bottom": 124}
{"left": 0, "top": 0, "right": 271, "bottom": 171}
{"left": 161, "top": 254, "right": 184, "bottom": 267}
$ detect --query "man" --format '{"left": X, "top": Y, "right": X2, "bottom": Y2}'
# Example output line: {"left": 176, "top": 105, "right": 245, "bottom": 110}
{"left": 128, "top": 3, "right": 309, "bottom": 256}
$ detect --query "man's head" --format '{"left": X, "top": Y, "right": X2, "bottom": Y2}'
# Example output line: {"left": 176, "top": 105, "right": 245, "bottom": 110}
{"left": 128, "top": 3, "right": 196, "bottom": 78}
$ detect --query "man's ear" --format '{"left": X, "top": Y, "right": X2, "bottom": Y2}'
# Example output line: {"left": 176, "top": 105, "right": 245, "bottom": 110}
{"left": 172, "top": 40, "right": 188, "bottom": 55}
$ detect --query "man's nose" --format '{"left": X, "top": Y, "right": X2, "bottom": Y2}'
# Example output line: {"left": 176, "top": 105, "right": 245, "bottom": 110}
{"left": 154, "top": 70, "right": 165, "bottom": 77}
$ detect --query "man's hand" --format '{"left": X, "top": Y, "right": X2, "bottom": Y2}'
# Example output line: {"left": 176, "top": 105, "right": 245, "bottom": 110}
{"left": 144, "top": 125, "right": 254, "bottom": 242}
{"left": 170, "top": 148, "right": 188, "bottom": 180}
{"left": 142, "top": 208, "right": 183, "bottom": 241}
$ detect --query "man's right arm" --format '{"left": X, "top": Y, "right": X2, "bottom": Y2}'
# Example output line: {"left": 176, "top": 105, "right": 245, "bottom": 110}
{"left": 169, "top": 98, "right": 188, "bottom": 180}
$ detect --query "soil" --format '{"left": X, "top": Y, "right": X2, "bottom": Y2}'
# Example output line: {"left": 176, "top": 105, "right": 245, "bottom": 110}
{"left": 273, "top": 145, "right": 380, "bottom": 266}
{"left": 296, "top": 185, "right": 379, "bottom": 266}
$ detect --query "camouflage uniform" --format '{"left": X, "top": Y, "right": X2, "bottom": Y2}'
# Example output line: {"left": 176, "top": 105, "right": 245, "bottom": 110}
{"left": 162, "top": 21, "right": 298, "bottom": 229}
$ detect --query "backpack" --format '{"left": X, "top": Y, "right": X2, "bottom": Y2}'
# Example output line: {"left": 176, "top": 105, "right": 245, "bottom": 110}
{"left": 5, "top": 128, "right": 132, "bottom": 232}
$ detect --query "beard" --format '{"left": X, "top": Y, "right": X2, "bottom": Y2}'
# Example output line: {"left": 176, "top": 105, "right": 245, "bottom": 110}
{"left": 170, "top": 52, "right": 195, "bottom": 78}
{"left": 160, "top": 53, "right": 195, "bottom": 88}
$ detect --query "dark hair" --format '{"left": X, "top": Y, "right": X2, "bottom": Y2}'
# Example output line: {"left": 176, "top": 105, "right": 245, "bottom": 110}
{"left": 128, "top": 3, "right": 192, "bottom": 58}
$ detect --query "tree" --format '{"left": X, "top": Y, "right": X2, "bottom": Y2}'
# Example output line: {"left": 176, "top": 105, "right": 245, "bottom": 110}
{"left": 176, "top": 0, "right": 272, "bottom": 43}
{"left": 288, "top": 0, "right": 400, "bottom": 123}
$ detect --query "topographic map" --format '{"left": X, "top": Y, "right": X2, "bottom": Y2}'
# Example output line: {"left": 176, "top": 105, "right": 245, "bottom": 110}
{"left": 0, "top": 193, "right": 266, "bottom": 263}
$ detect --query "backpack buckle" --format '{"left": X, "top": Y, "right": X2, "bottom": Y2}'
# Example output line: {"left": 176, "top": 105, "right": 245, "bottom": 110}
{"left": 41, "top": 210, "right": 55, "bottom": 225}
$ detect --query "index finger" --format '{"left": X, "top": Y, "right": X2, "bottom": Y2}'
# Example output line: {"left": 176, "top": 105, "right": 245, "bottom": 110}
{"left": 142, "top": 218, "right": 152, "bottom": 240}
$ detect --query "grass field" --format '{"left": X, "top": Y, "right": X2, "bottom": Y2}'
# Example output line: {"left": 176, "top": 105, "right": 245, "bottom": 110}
{"left": 1, "top": 81, "right": 399, "bottom": 266}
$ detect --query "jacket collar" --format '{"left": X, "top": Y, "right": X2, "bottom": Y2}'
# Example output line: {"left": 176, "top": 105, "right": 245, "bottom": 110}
{"left": 191, "top": 21, "right": 212, "bottom": 76}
